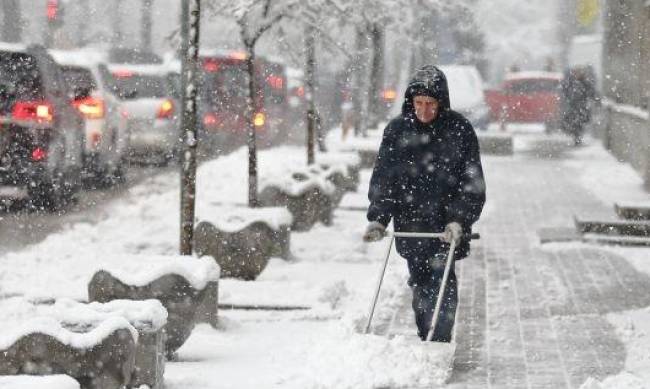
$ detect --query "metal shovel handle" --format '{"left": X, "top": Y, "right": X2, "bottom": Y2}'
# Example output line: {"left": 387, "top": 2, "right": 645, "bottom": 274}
{"left": 364, "top": 231, "right": 479, "bottom": 335}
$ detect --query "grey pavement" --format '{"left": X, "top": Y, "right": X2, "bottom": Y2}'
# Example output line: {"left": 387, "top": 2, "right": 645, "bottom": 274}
{"left": 377, "top": 135, "right": 650, "bottom": 388}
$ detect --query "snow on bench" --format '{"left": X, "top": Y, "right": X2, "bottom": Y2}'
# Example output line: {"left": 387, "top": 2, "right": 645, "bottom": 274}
{"left": 194, "top": 207, "right": 292, "bottom": 280}
{"left": 0, "top": 297, "right": 138, "bottom": 389}
{"left": 87, "top": 254, "right": 220, "bottom": 357}
{"left": 0, "top": 375, "right": 80, "bottom": 389}
{"left": 52, "top": 299, "right": 168, "bottom": 389}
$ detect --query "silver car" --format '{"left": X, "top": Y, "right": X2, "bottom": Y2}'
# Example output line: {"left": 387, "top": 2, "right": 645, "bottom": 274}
{"left": 50, "top": 49, "right": 129, "bottom": 183}
{"left": 102, "top": 64, "right": 180, "bottom": 164}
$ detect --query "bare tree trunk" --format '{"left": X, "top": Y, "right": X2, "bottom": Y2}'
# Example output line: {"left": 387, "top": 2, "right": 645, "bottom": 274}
{"left": 245, "top": 44, "right": 259, "bottom": 207}
{"left": 305, "top": 24, "right": 317, "bottom": 165}
{"left": 367, "top": 22, "right": 385, "bottom": 130}
{"left": 141, "top": 0, "right": 154, "bottom": 51}
{"left": 179, "top": 0, "right": 201, "bottom": 255}
{"left": 352, "top": 27, "right": 369, "bottom": 137}
{"left": 2, "top": 0, "right": 22, "bottom": 43}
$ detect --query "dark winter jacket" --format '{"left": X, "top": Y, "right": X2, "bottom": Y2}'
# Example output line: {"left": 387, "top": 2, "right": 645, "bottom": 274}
{"left": 367, "top": 65, "right": 486, "bottom": 260}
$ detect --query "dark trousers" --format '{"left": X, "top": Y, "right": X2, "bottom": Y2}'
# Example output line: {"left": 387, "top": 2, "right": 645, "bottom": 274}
{"left": 405, "top": 253, "right": 458, "bottom": 342}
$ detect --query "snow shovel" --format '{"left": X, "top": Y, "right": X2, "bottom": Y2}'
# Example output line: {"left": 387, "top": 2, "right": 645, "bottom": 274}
{"left": 364, "top": 231, "right": 480, "bottom": 342}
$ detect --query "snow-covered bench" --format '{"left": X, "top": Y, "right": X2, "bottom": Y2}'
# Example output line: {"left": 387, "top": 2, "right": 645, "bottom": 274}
{"left": 0, "top": 375, "right": 80, "bottom": 389}
{"left": 194, "top": 207, "right": 292, "bottom": 280}
{"left": 87, "top": 255, "right": 220, "bottom": 357}
{"left": 0, "top": 298, "right": 138, "bottom": 389}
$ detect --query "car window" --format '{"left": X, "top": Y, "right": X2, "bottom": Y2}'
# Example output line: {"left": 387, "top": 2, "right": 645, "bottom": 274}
{"left": 102, "top": 70, "right": 168, "bottom": 99}
{"left": 61, "top": 66, "right": 97, "bottom": 98}
{"left": 0, "top": 51, "right": 44, "bottom": 115}
{"left": 507, "top": 79, "right": 559, "bottom": 94}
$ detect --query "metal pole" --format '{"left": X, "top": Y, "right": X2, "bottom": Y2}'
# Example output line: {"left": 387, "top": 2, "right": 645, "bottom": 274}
{"left": 425, "top": 237, "right": 457, "bottom": 342}
{"left": 179, "top": 0, "right": 200, "bottom": 255}
{"left": 364, "top": 236, "right": 394, "bottom": 334}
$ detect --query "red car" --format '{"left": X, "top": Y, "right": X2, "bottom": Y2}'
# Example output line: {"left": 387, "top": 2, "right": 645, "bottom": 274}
{"left": 485, "top": 71, "right": 562, "bottom": 126}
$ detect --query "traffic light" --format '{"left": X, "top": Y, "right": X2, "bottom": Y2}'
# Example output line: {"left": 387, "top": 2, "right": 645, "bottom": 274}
{"left": 46, "top": 0, "right": 64, "bottom": 27}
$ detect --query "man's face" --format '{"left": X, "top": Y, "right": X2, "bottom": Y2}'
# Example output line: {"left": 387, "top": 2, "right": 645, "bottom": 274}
{"left": 413, "top": 95, "right": 439, "bottom": 123}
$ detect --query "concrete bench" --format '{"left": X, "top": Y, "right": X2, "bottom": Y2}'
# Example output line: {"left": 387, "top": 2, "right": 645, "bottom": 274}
{"left": 615, "top": 203, "right": 650, "bottom": 220}
{"left": 0, "top": 375, "right": 80, "bottom": 389}
{"left": 194, "top": 207, "right": 293, "bottom": 280}
{"left": 87, "top": 255, "right": 220, "bottom": 357}
{"left": 0, "top": 298, "right": 137, "bottom": 389}
{"left": 477, "top": 133, "right": 514, "bottom": 155}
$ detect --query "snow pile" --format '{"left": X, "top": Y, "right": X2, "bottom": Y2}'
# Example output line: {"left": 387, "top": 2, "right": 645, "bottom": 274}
{"left": 0, "top": 375, "right": 80, "bottom": 389}
{"left": 93, "top": 254, "right": 220, "bottom": 290}
{"left": 290, "top": 325, "right": 453, "bottom": 388}
{"left": 259, "top": 163, "right": 336, "bottom": 197}
{"left": 565, "top": 141, "right": 649, "bottom": 206}
{"left": 199, "top": 206, "right": 292, "bottom": 233}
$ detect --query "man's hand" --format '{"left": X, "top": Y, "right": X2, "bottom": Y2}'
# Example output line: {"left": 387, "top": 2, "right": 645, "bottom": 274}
{"left": 443, "top": 222, "right": 463, "bottom": 243}
{"left": 363, "top": 221, "right": 386, "bottom": 242}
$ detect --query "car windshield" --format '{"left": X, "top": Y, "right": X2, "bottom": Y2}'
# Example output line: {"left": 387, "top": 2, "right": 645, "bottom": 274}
{"left": 0, "top": 51, "right": 43, "bottom": 115}
{"left": 61, "top": 66, "right": 97, "bottom": 98}
{"left": 507, "top": 79, "right": 559, "bottom": 94}
{"left": 103, "top": 70, "right": 168, "bottom": 100}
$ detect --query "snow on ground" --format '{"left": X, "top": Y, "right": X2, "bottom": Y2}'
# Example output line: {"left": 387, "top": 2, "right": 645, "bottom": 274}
{"left": 0, "top": 375, "right": 80, "bottom": 389}
{"left": 0, "top": 144, "right": 450, "bottom": 388}
{"left": 537, "top": 136, "right": 650, "bottom": 389}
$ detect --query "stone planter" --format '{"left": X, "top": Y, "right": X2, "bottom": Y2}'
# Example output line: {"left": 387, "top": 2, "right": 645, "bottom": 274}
{"left": 87, "top": 255, "right": 220, "bottom": 357}
{"left": 0, "top": 299, "right": 138, "bottom": 389}
{"left": 194, "top": 207, "right": 292, "bottom": 280}
{"left": 477, "top": 133, "right": 513, "bottom": 155}
{"left": 52, "top": 299, "right": 168, "bottom": 389}
{"left": 259, "top": 169, "right": 336, "bottom": 231}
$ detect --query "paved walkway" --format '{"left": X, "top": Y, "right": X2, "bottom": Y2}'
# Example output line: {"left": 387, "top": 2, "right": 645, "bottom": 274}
{"left": 378, "top": 136, "right": 650, "bottom": 388}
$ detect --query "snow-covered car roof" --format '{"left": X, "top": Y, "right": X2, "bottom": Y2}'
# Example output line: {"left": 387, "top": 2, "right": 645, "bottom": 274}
{"left": 0, "top": 42, "right": 28, "bottom": 53}
{"left": 438, "top": 64, "right": 486, "bottom": 110}
{"left": 107, "top": 63, "right": 175, "bottom": 77}
{"left": 505, "top": 71, "right": 563, "bottom": 81}
{"left": 49, "top": 49, "right": 108, "bottom": 68}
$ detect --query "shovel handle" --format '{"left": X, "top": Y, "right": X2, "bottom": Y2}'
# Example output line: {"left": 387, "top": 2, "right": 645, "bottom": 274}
{"left": 390, "top": 232, "right": 481, "bottom": 240}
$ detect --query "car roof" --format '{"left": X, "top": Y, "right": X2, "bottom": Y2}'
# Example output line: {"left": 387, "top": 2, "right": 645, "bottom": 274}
{"left": 505, "top": 71, "right": 563, "bottom": 81}
{"left": 0, "top": 42, "right": 28, "bottom": 53}
{"left": 107, "top": 63, "right": 173, "bottom": 77}
{"left": 49, "top": 49, "right": 107, "bottom": 68}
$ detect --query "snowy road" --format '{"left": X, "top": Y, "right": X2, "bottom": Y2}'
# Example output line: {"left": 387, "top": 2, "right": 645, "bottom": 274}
{"left": 0, "top": 164, "right": 175, "bottom": 256}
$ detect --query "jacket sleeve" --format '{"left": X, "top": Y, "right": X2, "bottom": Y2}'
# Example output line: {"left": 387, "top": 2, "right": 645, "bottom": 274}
{"left": 446, "top": 124, "right": 486, "bottom": 230}
{"left": 367, "top": 122, "right": 399, "bottom": 227}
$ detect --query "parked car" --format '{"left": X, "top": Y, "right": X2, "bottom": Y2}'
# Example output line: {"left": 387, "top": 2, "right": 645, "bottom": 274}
{"left": 485, "top": 71, "right": 563, "bottom": 128}
{"left": 0, "top": 43, "right": 84, "bottom": 209}
{"left": 49, "top": 49, "right": 129, "bottom": 183}
{"left": 439, "top": 65, "right": 489, "bottom": 130}
{"left": 101, "top": 63, "right": 180, "bottom": 164}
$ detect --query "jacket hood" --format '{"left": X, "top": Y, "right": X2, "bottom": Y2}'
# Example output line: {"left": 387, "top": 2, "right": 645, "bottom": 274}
{"left": 402, "top": 65, "right": 451, "bottom": 118}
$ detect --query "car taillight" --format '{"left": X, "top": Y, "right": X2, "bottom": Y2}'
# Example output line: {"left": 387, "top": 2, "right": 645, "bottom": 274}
{"left": 72, "top": 96, "right": 105, "bottom": 119}
{"left": 203, "top": 112, "right": 219, "bottom": 127}
{"left": 158, "top": 99, "right": 174, "bottom": 120}
{"left": 253, "top": 112, "right": 265, "bottom": 127}
{"left": 12, "top": 101, "right": 54, "bottom": 124}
